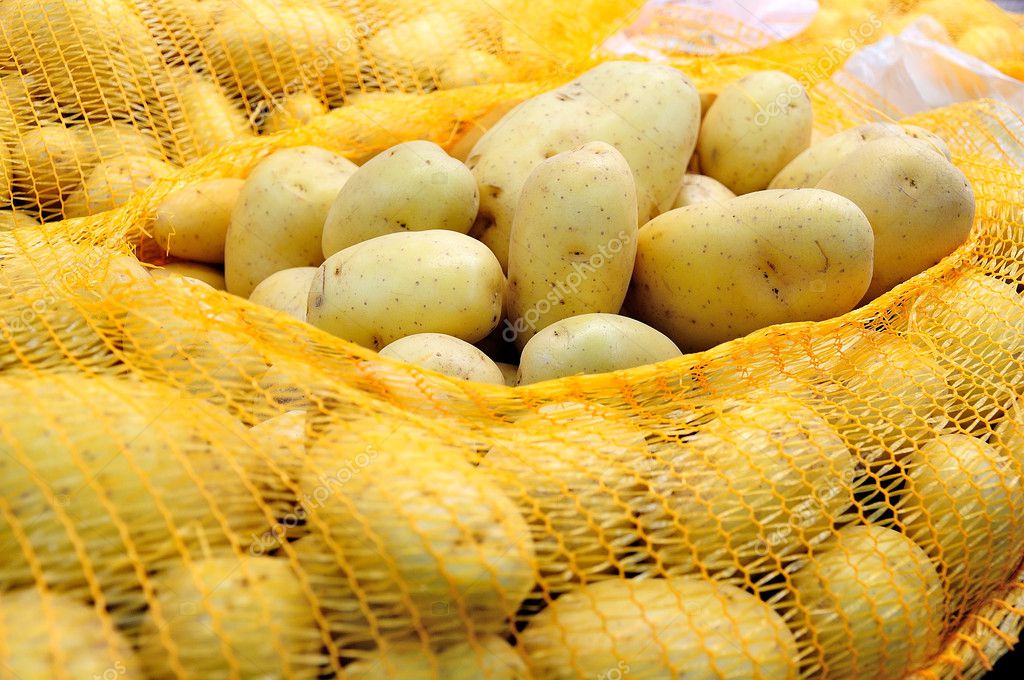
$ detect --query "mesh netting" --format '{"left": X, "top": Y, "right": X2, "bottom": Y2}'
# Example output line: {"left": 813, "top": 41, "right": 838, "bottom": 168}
{"left": 1, "top": 0, "right": 1024, "bottom": 678}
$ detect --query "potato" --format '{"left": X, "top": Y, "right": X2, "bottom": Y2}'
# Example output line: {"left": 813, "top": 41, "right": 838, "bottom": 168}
{"left": 139, "top": 556, "right": 322, "bottom": 679}
{"left": 367, "top": 12, "right": 470, "bottom": 86}
{"left": 505, "top": 142, "right": 637, "bottom": 348}
{"left": 0, "top": 140, "right": 10, "bottom": 205}
{"left": 520, "top": 577, "right": 799, "bottom": 679}
{"left": 307, "top": 230, "right": 505, "bottom": 350}
{"left": 958, "top": 24, "right": 1019, "bottom": 62}
{"left": 672, "top": 173, "right": 735, "bottom": 208}
{"left": 322, "top": 140, "right": 479, "bottom": 257}
{"left": 902, "top": 124, "right": 952, "bottom": 161}
{"left": 0, "top": 589, "right": 141, "bottom": 678}
{"left": 344, "top": 636, "right": 529, "bottom": 680}
{"left": 517, "top": 313, "right": 682, "bottom": 385}
{"left": 995, "top": 395, "right": 1024, "bottom": 472}
{"left": 439, "top": 49, "right": 515, "bottom": 89}
{"left": 63, "top": 153, "right": 176, "bottom": 218}
{"left": 789, "top": 524, "right": 944, "bottom": 680}
{"left": 379, "top": 332, "right": 505, "bottom": 385}
{"left": 249, "top": 266, "right": 318, "bottom": 321}
{"left": 262, "top": 93, "right": 328, "bottom": 134}
{"left": 816, "top": 136, "right": 975, "bottom": 302}
{"left": 247, "top": 409, "right": 307, "bottom": 499}
{"left": 698, "top": 71, "right": 813, "bottom": 195}
{"left": 151, "top": 261, "right": 226, "bottom": 289}
{"left": 466, "top": 60, "right": 701, "bottom": 269}
{"left": 898, "top": 434, "right": 1024, "bottom": 613}
{"left": 627, "top": 189, "right": 874, "bottom": 351}
{"left": 495, "top": 362, "right": 518, "bottom": 386}
{"left": 176, "top": 76, "right": 253, "bottom": 159}
{"left": 12, "top": 125, "right": 92, "bottom": 210}
{"left": 86, "top": 121, "right": 164, "bottom": 162}
{"left": 447, "top": 97, "right": 525, "bottom": 163}
{"left": 225, "top": 146, "right": 357, "bottom": 297}
{"left": 0, "top": 208, "right": 38, "bottom": 230}
{"left": 0, "top": 72, "right": 58, "bottom": 138}
{"left": 151, "top": 177, "right": 244, "bottom": 263}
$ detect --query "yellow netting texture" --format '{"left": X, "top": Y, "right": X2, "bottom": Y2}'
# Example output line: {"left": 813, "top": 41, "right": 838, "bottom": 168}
{"left": 1, "top": 0, "right": 1024, "bottom": 678}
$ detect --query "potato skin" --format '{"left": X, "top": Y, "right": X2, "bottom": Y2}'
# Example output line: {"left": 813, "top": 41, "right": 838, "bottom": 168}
{"left": 627, "top": 188, "right": 874, "bottom": 351}
{"left": 249, "top": 266, "right": 317, "bottom": 321}
{"left": 816, "top": 136, "right": 975, "bottom": 302}
{"left": 0, "top": 209, "right": 39, "bottom": 231}
{"left": 307, "top": 230, "right": 505, "bottom": 350}
{"left": 672, "top": 173, "right": 735, "bottom": 209}
{"left": 322, "top": 140, "right": 479, "bottom": 257}
{"left": 151, "top": 261, "right": 226, "bottom": 290}
{"left": 13, "top": 125, "right": 93, "bottom": 211}
{"left": 698, "top": 70, "right": 813, "bottom": 195}
{"left": 467, "top": 60, "right": 701, "bottom": 269}
{"left": 63, "top": 153, "right": 176, "bottom": 218}
{"left": 0, "top": 141, "right": 11, "bottom": 206}
{"left": 261, "top": 93, "right": 327, "bottom": 134}
{"left": 152, "top": 177, "right": 244, "bottom": 263}
{"left": 224, "top": 146, "right": 357, "bottom": 297}
{"left": 177, "top": 77, "right": 253, "bottom": 160}
{"left": 378, "top": 332, "right": 505, "bottom": 385}
{"left": 506, "top": 142, "right": 638, "bottom": 348}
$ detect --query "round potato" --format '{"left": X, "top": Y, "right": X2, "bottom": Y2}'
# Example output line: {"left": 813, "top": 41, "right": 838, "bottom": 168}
{"left": 816, "top": 136, "right": 975, "bottom": 301}
{"left": 307, "top": 230, "right": 505, "bottom": 350}
{"left": 225, "top": 145, "right": 357, "bottom": 297}
{"left": 517, "top": 313, "right": 682, "bottom": 385}
{"left": 322, "top": 140, "right": 479, "bottom": 257}
{"left": 262, "top": 93, "right": 328, "bottom": 134}
{"left": 63, "top": 153, "right": 177, "bottom": 218}
{"left": 789, "top": 524, "right": 945, "bottom": 680}
{"left": 13, "top": 124, "right": 92, "bottom": 210}
{"left": 249, "top": 266, "right": 318, "bottom": 321}
{"left": 379, "top": 333, "right": 505, "bottom": 385}
{"left": 627, "top": 189, "right": 874, "bottom": 351}
{"left": 521, "top": 577, "right": 799, "bottom": 679}
{"left": 698, "top": 70, "right": 813, "bottom": 195}
{"left": 671, "top": 173, "right": 735, "bottom": 208}
{"left": 0, "top": 208, "right": 39, "bottom": 230}
{"left": 439, "top": 49, "right": 515, "bottom": 89}
{"left": 151, "top": 261, "right": 226, "bottom": 290}
{"left": 151, "top": 177, "right": 244, "bottom": 262}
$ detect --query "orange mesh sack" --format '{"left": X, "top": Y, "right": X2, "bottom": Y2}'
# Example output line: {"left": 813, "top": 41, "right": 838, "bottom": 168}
{"left": 1, "top": 0, "right": 1024, "bottom": 678}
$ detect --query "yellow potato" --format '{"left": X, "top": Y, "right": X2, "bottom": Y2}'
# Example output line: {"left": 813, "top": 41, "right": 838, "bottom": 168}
{"left": 151, "top": 177, "right": 243, "bottom": 263}
{"left": 225, "top": 146, "right": 357, "bottom": 297}
{"left": 63, "top": 153, "right": 177, "bottom": 218}
{"left": 12, "top": 124, "right": 93, "bottom": 211}
{"left": 671, "top": 173, "right": 735, "bottom": 208}
{"left": 86, "top": 121, "right": 164, "bottom": 162}
{"left": 517, "top": 313, "right": 682, "bottom": 384}
{"left": 628, "top": 189, "right": 874, "bottom": 351}
{"left": 307, "top": 230, "right": 505, "bottom": 350}
{"left": 521, "top": 577, "right": 799, "bottom": 679}
{"left": 379, "top": 332, "right": 506, "bottom": 385}
{"left": 151, "top": 261, "right": 226, "bottom": 290}
{"left": 322, "top": 140, "right": 479, "bottom": 257}
{"left": 789, "top": 524, "right": 944, "bottom": 680}
{"left": 367, "top": 12, "right": 470, "bottom": 86}
{"left": 495, "top": 361, "right": 518, "bottom": 386}
{"left": 816, "top": 136, "right": 975, "bottom": 302}
{"left": 344, "top": 636, "right": 529, "bottom": 680}
{"left": 0, "top": 72, "right": 58, "bottom": 137}
{"left": 439, "top": 49, "right": 515, "bottom": 89}
{"left": 249, "top": 266, "right": 318, "bottom": 321}
{"left": 0, "top": 589, "right": 141, "bottom": 679}
{"left": 958, "top": 24, "right": 1020, "bottom": 62}
{"left": 0, "top": 140, "right": 10, "bottom": 205}
{"left": 467, "top": 60, "right": 701, "bottom": 269}
{"left": 446, "top": 97, "right": 524, "bottom": 163}
{"left": 698, "top": 70, "right": 813, "bottom": 195}
{"left": 176, "top": 76, "right": 253, "bottom": 160}
{"left": 0, "top": 208, "right": 38, "bottom": 230}
{"left": 262, "top": 93, "right": 328, "bottom": 134}
{"left": 995, "top": 395, "right": 1024, "bottom": 473}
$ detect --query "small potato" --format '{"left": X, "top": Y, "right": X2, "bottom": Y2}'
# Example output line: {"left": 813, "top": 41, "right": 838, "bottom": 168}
{"left": 627, "top": 189, "right": 874, "bottom": 351}
{"left": 378, "top": 333, "right": 505, "bottom": 385}
{"left": 177, "top": 77, "right": 253, "bottom": 159}
{"left": 520, "top": 577, "right": 799, "bottom": 680}
{"left": 307, "top": 230, "right": 505, "bottom": 350}
{"left": 517, "top": 313, "right": 682, "bottom": 385}
{"left": 495, "top": 362, "right": 518, "bottom": 387}
{"left": 249, "top": 266, "right": 318, "bottom": 321}
{"left": 439, "top": 49, "right": 514, "bottom": 88}
{"left": 63, "top": 153, "right": 177, "bottom": 218}
{"left": 86, "top": 121, "right": 164, "bottom": 162}
{"left": 13, "top": 124, "right": 92, "bottom": 210}
{"left": 0, "top": 209, "right": 39, "bottom": 231}
{"left": 321, "top": 140, "right": 479, "bottom": 257}
{"left": 262, "top": 93, "right": 328, "bottom": 134}
{"left": 506, "top": 142, "right": 638, "bottom": 348}
{"left": 225, "top": 146, "right": 357, "bottom": 297}
{"left": 151, "top": 177, "right": 244, "bottom": 262}
{"left": 671, "top": 173, "right": 735, "bottom": 208}
{"left": 367, "top": 12, "right": 470, "bottom": 85}
{"left": 789, "top": 524, "right": 944, "bottom": 680}
{"left": 698, "top": 70, "right": 813, "bottom": 194}
{"left": 817, "top": 136, "right": 975, "bottom": 301}
{"left": 151, "top": 261, "right": 226, "bottom": 290}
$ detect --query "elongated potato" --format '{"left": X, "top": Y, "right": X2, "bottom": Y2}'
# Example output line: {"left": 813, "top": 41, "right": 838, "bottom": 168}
{"left": 307, "top": 230, "right": 505, "bottom": 350}
{"left": 769, "top": 122, "right": 905, "bottom": 189}
{"left": 467, "top": 60, "right": 701, "bottom": 269}
{"left": 151, "top": 177, "right": 244, "bottom": 262}
{"left": 177, "top": 77, "right": 253, "bottom": 159}
{"left": 379, "top": 333, "right": 505, "bottom": 385}
{"left": 517, "top": 313, "right": 681, "bottom": 384}
{"left": 439, "top": 49, "right": 514, "bottom": 88}
{"left": 817, "top": 136, "right": 975, "bottom": 301}
{"left": 225, "top": 146, "right": 357, "bottom": 297}
{"left": 322, "top": 140, "right": 479, "bottom": 257}
{"left": 628, "top": 189, "right": 874, "bottom": 351}
{"left": 506, "top": 142, "right": 637, "bottom": 347}
{"left": 262, "top": 93, "right": 327, "bottom": 134}
{"left": 151, "top": 261, "right": 226, "bottom": 289}
{"left": 698, "top": 71, "right": 813, "bottom": 195}
{"left": 367, "top": 12, "right": 470, "bottom": 86}
{"left": 0, "top": 208, "right": 38, "bottom": 230}
{"left": 12, "top": 125, "right": 92, "bottom": 210}
{"left": 63, "top": 153, "right": 177, "bottom": 218}
{"left": 789, "top": 524, "right": 944, "bottom": 680}
{"left": 995, "top": 395, "right": 1024, "bottom": 473}
{"left": 521, "top": 577, "right": 799, "bottom": 679}
{"left": 249, "top": 266, "right": 318, "bottom": 321}
{"left": 672, "top": 173, "right": 735, "bottom": 208}
{"left": 344, "top": 637, "right": 528, "bottom": 680}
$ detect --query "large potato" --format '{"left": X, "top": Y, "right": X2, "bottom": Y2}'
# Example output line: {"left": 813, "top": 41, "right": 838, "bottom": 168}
{"left": 816, "top": 136, "right": 975, "bottom": 301}
{"left": 467, "top": 60, "right": 701, "bottom": 269}
{"left": 698, "top": 71, "right": 813, "bottom": 195}
{"left": 225, "top": 146, "right": 357, "bottom": 297}
{"left": 176, "top": 76, "right": 253, "bottom": 160}
{"left": 307, "top": 230, "right": 505, "bottom": 350}
{"left": 520, "top": 577, "right": 799, "bottom": 679}
{"left": 322, "top": 140, "right": 479, "bottom": 257}
{"left": 517, "top": 313, "right": 681, "bottom": 385}
{"left": 151, "top": 177, "right": 244, "bottom": 262}
{"left": 249, "top": 266, "right": 318, "bottom": 321}
{"left": 0, "top": 589, "right": 142, "bottom": 678}
{"left": 672, "top": 172, "right": 735, "bottom": 208}
{"left": 789, "top": 524, "right": 945, "bottom": 680}
{"left": 627, "top": 189, "right": 874, "bottom": 351}
{"left": 379, "top": 332, "right": 505, "bottom": 385}
{"left": 505, "top": 142, "right": 637, "bottom": 348}
{"left": 63, "top": 153, "right": 177, "bottom": 218}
